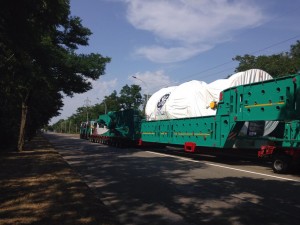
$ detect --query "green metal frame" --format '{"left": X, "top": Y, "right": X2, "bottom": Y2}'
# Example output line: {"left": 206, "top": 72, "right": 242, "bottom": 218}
{"left": 96, "top": 109, "right": 142, "bottom": 141}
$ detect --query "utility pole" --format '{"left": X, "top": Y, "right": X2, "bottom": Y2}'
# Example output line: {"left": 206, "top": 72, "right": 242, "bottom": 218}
{"left": 97, "top": 98, "right": 107, "bottom": 114}
{"left": 103, "top": 101, "right": 107, "bottom": 114}
{"left": 132, "top": 76, "right": 149, "bottom": 103}
{"left": 84, "top": 97, "right": 91, "bottom": 121}
{"left": 132, "top": 76, "right": 149, "bottom": 118}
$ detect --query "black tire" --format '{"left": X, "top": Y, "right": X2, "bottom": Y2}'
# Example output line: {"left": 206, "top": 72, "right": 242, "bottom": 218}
{"left": 272, "top": 154, "right": 291, "bottom": 174}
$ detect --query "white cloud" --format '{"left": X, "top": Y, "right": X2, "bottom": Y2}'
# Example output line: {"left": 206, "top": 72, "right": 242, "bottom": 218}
{"left": 129, "top": 70, "right": 176, "bottom": 94}
{"left": 124, "top": 0, "right": 265, "bottom": 63}
{"left": 135, "top": 44, "right": 212, "bottom": 63}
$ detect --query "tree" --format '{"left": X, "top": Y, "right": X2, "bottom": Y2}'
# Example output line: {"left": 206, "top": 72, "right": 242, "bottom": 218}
{"left": 119, "top": 84, "right": 143, "bottom": 110}
{"left": 291, "top": 40, "right": 300, "bottom": 58}
{"left": 103, "top": 90, "right": 122, "bottom": 112}
{"left": 0, "top": 0, "right": 111, "bottom": 151}
{"left": 233, "top": 41, "right": 300, "bottom": 77}
{"left": 25, "top": 86, "right": 63, "bottom": 140}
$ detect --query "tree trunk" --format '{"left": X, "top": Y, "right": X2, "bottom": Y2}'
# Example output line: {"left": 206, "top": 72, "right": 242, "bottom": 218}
{"left": 17, "top": 101, "right": 28, "bottom": 152}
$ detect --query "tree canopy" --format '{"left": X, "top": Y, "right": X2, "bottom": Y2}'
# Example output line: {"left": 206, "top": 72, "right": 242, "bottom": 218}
{"left": 0, "top": 0, "right": 111, "bottom": 151}
{"left": 233, "top": 41, "right": 300, "bottom": 77}
{"left": 119, "top": 84, "right": 143, "bottom": 110}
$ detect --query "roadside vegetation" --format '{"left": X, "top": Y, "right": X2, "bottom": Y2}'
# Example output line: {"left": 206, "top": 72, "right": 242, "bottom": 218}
{"left": 0, "top": 0, "right": 111, "bottom": 151}
{"left": 0, "top": 134, "right": 117, "bottom": 225}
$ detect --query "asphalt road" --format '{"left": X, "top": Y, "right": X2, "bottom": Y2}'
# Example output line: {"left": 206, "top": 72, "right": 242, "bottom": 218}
{"left": 45, "top": 133, "right": 300, "bottom": 225}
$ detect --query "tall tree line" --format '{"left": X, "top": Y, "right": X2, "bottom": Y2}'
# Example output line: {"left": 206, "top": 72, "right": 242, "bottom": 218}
{"left": 233, "top": 40, "right": 300, "bottom": 76}
{"left": 50, "top": 84, "right": 146, "bottom": 133}
{"left": 0, "top": 0, "right": 110, "bottom": 151}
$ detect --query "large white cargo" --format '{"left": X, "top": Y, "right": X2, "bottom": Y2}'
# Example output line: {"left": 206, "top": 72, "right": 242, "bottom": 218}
{"left": 145, "top": 86, "right": 176, "bottom": 120}
{"left": 146, "top": 69, "right": 273, "bottom": 120}
{"left": 161, "top": 80, "right": 215, "bottom": 119}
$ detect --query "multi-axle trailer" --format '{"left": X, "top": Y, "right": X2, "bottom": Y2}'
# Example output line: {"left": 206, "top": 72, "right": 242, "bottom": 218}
{"left": 83, "top": 73, "right": 300, "bottom": 173}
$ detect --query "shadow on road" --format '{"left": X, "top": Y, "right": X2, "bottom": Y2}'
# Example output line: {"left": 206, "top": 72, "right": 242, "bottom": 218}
{"left": 47, "top": 133, "right": 300, "bottom": 225}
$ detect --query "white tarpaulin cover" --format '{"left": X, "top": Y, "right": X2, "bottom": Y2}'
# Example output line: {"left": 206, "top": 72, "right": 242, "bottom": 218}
{"left": 147, "top": 69, "right": 273, "bottom": 119}
{"left": 145, "top": 69, "right": 277, "bottom": 136}
{"left": 161, "top": 80, "right": 215, "bottom": 119}
{"left": 145, "top": 86, "right": 176, "bottom": 120}
{"left": 207, "top": 69, "right": 273, "bottom": 102}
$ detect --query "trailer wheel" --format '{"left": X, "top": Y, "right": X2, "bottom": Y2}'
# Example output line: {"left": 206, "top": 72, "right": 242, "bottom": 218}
{"left": 272, "top": 154, "right": 291, "bottom": 174}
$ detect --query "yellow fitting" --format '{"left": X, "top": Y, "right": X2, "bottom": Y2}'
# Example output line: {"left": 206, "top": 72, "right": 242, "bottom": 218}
{"left": 210, "top": 101, "right": 217, "bottom": 109}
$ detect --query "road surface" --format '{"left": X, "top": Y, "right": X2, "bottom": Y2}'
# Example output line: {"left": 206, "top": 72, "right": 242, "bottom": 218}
{"left": 45, "top": 133, "right": 300, "bottom": 225}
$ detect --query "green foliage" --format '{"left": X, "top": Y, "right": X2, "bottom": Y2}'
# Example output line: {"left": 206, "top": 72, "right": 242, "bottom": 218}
{"left": 291, "top": 40, "right": 300, "bottom": 58}
{"left": 104, "top": 90, "right": 122, "bottom": 112}
{"left": 233, "top": 41, "right": 300, "bottom": 77}
{"left": 0, "top": 0, "right": 110, "bottom": 150}
{"left": 119, "top": 84, "right": 143, "bottom": 110}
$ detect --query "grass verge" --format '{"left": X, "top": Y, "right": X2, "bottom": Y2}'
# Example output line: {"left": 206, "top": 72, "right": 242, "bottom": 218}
{"left": 0, "top": 135, "right": 117, "bottom": 225}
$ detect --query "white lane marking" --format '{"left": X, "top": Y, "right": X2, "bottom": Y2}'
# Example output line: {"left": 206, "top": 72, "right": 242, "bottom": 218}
{"left": 145, "top": 151, "right": 300, "bottom": 182}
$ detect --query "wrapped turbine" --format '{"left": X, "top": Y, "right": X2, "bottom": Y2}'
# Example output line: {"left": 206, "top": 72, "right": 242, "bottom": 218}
{"left": 145, "top": 86, "right": 176, "bottom": 120}
{"left": 146, "top": 69, "right": 273, "bottom": 120}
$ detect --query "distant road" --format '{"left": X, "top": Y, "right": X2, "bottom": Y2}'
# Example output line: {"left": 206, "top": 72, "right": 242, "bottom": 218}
{"left": 45, "top": 132, "right": 300, "bottom": 225}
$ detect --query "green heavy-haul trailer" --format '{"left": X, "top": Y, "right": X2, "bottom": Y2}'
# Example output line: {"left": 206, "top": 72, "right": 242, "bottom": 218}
{"left": 88, "top": 109, "right": 142, "bottom": 147}
{"left": 141, "top": 73, "right": 300, "bottom": 173}
{"left": 85, "top": 73, "right": 300, "bottom": 173}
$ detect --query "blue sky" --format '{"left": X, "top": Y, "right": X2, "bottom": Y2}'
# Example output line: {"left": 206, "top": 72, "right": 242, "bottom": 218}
{"left": 50, "top": 0, "right": 300, "bottom": 124}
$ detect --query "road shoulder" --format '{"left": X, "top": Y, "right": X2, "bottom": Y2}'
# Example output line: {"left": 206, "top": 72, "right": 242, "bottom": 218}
{"left": 0, "top": 134, "right": 117, "bottom": 225}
